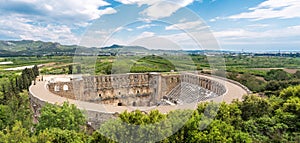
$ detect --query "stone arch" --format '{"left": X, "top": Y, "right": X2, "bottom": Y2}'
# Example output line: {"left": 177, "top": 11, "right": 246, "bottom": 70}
{"left": 54, "top": 85, "right": 60, "bottom": 92}
{"left": 63, "top": 84, "right": 69, "bottom": 91}
{"left": 132, "top": 101, "right": 136, "bottom": 106}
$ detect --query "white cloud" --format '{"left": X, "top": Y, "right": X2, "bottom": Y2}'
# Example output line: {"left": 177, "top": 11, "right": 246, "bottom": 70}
{"left": 141, "top": 0, "right": 194, "bottom": 19}
{"left": 114, "top": 0, "right": 140, "bottom": 5}
{"left": 116, "top": 0, "right": 194, "bottom": 19}
{"left": 161, "top": 32, "right": 191, "bottom": 43}
{"left": 0, "top": 0, "right": 118, "bottom": 44}
{"left": 213, "top": 25, "right": 300, "bottom": 45}
{"left": 214, "top": 25, "right": 300, "bottom": 39}
{"left": 96, "top": 31, "right": 155, "bottom": 47}
{"left": 114, "top": 27, "right": 133, "bottom": 32}
{"left": 179, "top": 18, "right": 187, "bottom": 23}
{"left": 135, "top": 31, "right": 155, "bottom": 39}
{"left": 158, "top": 32, "right": 216, "bottom": 50}
{"left": 136, "top": 24, "right": 157, "bottom": 29}
{"left": 213, "top": 29, "right": 256, "bottom": 39}
{"left": 165, "top": 20, "right": 202, "bottom": 30}
{"left": 0, "top": 15, "right": 79, "bottom": 44}
{"left": 228, "top": 0, "right": 300, "bottom": 20}
{"left": 115, "top": 0, "right": 160, "bottom": 6}
{"left": 209, "top": 16, "right": 221, "bottom": 22}
{"left": 98, "top": 7, "right": 117, "bottom": 17}
{"left": 246, "top": 24, "right": 269, "bottom": 28}
{"left": 130, "top": 36, "right": 183, "bottom": 50}
{"left": 0, "top": 0, "right": 114, "bottom": 25}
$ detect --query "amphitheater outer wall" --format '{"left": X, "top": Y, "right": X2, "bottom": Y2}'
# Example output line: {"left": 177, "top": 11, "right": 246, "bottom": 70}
{"left": 47, "top": 73, "right": 227, "bottom": 106}
{"left": 29, "top": 73, "right": 248, "bottom": 129}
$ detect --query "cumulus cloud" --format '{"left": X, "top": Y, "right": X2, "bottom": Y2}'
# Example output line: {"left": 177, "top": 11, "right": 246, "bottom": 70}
{"left": 135, "top": 31, "right": 155, "bottom": 39}
{"left": 0, "top": 0, "right": 112, "bottom": 23}
{"left": 212, "top": 25, "right": 300, "bottom": 46}
{"left": 136, "top": 24, "right": 157, "bottom": 29}
{"left": 214, "top": 25, "right": 300, "bottom": 39}
{"left": 115, "top": 0, "right": 160, "bottom": 6}
{"left": 141, "top": 0, "right": 194, "bottom": 19}
{"left": 0, "top": 0, "right": 117, "bottom": 44}
{"left": 228, "top": 0, "right": 300, "bottom": 20}
{"left": 165, "top": 20, "right": 203, "bottom": 30}
{"left": 116, "top": 0, "right": 194, "bottom": 19}
{"left": 114, "top": 27, "right": 133, "bottom": 32}
{"left": 0, "top": 15, "right": 79, "bottom": 44}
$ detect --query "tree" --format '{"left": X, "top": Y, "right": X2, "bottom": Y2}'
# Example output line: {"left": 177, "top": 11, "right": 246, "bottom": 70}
{"left": 68, "top": 65, "right": 73, "bottom": 74}
{"left": 216, "top": 102, "right": 243, "bottom": 129}
{"left": 240, "top": 95, "right": 271, "bottom": 120}
{"left": 293, "top": 70, "right": 300, "bottom": 79}
{"left": 0, "top": 105, "right": 9, "bottom": 130}
{"left": 9, "top": 79, "right": 16, "bottom": 95}
{"left": 89, "top": 131, "right": 115, "bottom": 143}
{"left": 76, "top": 65, "right": 82, "bottom": 74}
{"left": 280, "top": 85, "right": 300, "bottom": 99}
{"left": 0, "top": 121, "right": 35, "bottom": 143}
{"left": 6, "top": 91, "right": 33, "bottom": 130}
{"left": 192, "top": 120, "right": 252, "bottom": 143}
{"left": 276, "top": 97, "right": 300, "bottom": 133}
{"left": 242, "top": 116, "right": 289, "bottom": 142}
{"left": 14, "top": 78, "right": 19, "bottom": 93}
{"left": 99, "top": 110, "right": 172, "bottom": 143}
{"left": 37, "top": 128, "right": 88, "bottom": 143}
{"left": 36, "top": 102, "right": 86, "bottom": 133}
{"left": 62, "top": 68, "right": 66, "bottom": 74}
{"left": 32, "top": 65, "right": 39, "bottom": 77}
{"left": 238, "top": 73, "right": 266, "bottom": 92}
{"left": 0, "top": 86, "right": 7, "bottom": 104}
{"left": 265, "top": 69, "right": 291, "bottom": 81}
{"left": 265, "top": 81, "right": 281, "bottom": 91}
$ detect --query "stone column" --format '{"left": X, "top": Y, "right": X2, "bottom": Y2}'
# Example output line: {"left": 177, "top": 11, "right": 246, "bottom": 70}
{"left": 149, "top": 73, "right": 162, "bottom": 103}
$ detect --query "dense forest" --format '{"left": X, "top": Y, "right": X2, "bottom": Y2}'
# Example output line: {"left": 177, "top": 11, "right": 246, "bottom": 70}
{"left": 0, "top": 85, "right": 299, "bottom": 142}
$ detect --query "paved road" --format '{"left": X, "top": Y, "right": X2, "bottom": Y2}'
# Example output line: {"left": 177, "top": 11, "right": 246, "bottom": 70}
{"left": 29, "top": 74, "right": 248, "bottom": 113}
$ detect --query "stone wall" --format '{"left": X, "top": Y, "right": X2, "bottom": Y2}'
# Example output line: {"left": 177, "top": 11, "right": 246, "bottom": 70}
{"left": 85, "top": 110, "right": 117, "bottom": 129}
{"left": 29, "top": 73, "right": 239, "bottom": 130}
{"left": 47, "top": 73, "right": 227, "bottom": 106}
{"left": 161, "top": 75, "right": 181, "bottom": 96}
{"left": 48, "top": 82, "right": 75, "bottom": 99}
{"left": 29, "top": 91, "right": 116, "bottom": 129}
{"left": 48, "top": 73, "right": 161, "bottom": 106}
{"left": 181, "top": 73, "right": 227, "bottom": 95}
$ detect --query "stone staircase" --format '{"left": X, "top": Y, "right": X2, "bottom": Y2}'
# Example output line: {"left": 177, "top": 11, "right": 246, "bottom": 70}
{"left": 163, "top": 82, "right": 218, "bottom": 105}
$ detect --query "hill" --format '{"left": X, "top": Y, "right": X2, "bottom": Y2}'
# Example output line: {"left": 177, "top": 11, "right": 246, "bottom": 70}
{"left": 0, "top": 40, "right": 80, "bottom": 56}
{"left": 0, "top": 40, "right": 153, "bottom": 56}
{"left": 0, "top": 40, "right": 223, "bottom": 56}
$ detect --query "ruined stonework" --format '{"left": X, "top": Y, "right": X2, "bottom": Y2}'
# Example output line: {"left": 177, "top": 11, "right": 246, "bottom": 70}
{"left": 48, "top": 82, "right": 75, "bottom": 99}
{"left": 30, "top": 72, "right": 242, "bottom": 130}
{"left": 47, "top": 73, "right": 226, "bottom": 107}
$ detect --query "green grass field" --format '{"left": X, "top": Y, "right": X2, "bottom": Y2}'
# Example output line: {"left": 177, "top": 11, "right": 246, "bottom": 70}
{"left": 0, "top": 55, "right": 299, "bottom": 75}
{"left": 0, "top": 55, "right": 298, "bottom": 78}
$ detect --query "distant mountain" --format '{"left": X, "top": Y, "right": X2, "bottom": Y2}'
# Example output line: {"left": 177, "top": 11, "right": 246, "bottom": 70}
{"left": 101, "top": 44, "right": 149, "bottom": 53}
{"left": 0, "top": 40, "right": 83, "bottom": 56}
{"left": 0, "top": 40, "right": 229, "bottom": 56}
{"left": 102, "top": 44, "right": 124, "bottom": 49}
{"left": 0, "top": 40, "right": 151, "bottom": 56}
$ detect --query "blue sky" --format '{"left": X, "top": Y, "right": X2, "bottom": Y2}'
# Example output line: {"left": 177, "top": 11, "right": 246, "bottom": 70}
{"left": 0, "top": 0, "right": 300, "bottom": 52}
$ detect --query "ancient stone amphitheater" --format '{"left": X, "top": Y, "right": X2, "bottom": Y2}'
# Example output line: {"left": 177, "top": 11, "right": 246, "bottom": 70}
{"left": 29, "top": 72, "right": 251, "bottom": 129}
